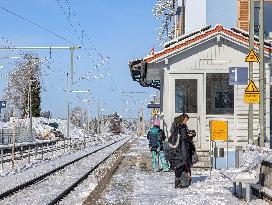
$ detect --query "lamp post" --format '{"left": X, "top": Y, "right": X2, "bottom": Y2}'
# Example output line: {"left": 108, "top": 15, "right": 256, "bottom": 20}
{"left": 81, "top": 98, "right": 95, "bottom": 148}
{"left": 121, "top": 91, "right": 149, "bottom": 137}
{"left": 68, "top": 90, "right": 91, "bottom": 149}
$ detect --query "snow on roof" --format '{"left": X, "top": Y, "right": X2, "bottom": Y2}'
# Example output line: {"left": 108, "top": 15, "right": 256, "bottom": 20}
{"left": 144, "top": 24, "right": 272, "bottom": 63}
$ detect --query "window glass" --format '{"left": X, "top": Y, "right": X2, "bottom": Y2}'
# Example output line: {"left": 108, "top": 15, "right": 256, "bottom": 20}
{"left": 175, "top": 79, "right": 197, "bottom": 113}
{"left": 206, "top": 73, "right": 234, "bottom": 115}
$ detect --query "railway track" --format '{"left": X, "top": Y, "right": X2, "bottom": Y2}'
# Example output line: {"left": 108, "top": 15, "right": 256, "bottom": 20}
{"left": 0, "top": 136, "right": 131, "bottom": 205}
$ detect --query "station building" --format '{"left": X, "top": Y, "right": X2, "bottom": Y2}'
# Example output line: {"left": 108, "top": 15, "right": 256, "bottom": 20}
{"left": 129, "top": 25, "right": 272, "bottom": 149}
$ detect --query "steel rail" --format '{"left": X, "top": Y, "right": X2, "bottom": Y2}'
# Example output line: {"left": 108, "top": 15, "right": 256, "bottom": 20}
{"left": 0, "top": 137, "right": 129, "bottom": 200}
{"left": 48, "top": 137, "right": 130, "bottom": 205}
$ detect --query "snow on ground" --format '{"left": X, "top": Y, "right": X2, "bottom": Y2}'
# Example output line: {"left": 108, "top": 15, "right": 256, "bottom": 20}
{"left": 59, "top": 137, "right": 132, "bottom": 205}
{"left": 2, "top": 117, "right": 85, "bottom": 141}
{"left": 240, "top": 145, "right": 272, "bottom": 171}
{"left": 222, "top": 144, "right": 272, "bottom": 180}
{"left": 0, "top": 137, "right": 131, "bottom": 205}
{"left": 96, "top": 138, "right": 268, "bottom": 205}
{"left": 0, "top": 135, "right": 130, "bottom": 196}
{"left": 0, "top": 116, "right": 129, "bottom": 177}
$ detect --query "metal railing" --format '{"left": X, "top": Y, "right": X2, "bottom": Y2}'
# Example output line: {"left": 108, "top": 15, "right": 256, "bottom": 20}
{"left": 0, "top": 135, "right": 97, "bottom": 171}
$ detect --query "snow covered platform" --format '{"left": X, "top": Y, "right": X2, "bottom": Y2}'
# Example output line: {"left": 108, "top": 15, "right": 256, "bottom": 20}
{"left": 90, "top": 138, "right": 268, "bottom": 205}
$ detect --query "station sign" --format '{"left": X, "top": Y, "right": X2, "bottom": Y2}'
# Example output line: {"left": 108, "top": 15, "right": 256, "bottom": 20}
{"left": 229, "top": 67, "right": 248, "bottom": 85}
{"left": 0, "top": 101, "right": 6, "bottom": 108}
{"left": 147, "top": 103, "right": 160, "bottom": 109}
{"left": 244, "top": 80, "right": 259, "bottom": 104}
{"left": 210, "top": 120, "right": 228, "bottom": 141}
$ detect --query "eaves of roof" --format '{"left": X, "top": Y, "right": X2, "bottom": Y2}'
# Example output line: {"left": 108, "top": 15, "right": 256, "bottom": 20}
{"left": 144, "top": 25, "right": 272, "bottom": 64}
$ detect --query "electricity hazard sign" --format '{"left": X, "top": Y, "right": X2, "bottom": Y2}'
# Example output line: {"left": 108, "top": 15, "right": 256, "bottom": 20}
{"left": 245, "top": 50, "right": 259, "bottom": 63}
{"left": 244, "top": 80, "right": 260, "bottom": 104}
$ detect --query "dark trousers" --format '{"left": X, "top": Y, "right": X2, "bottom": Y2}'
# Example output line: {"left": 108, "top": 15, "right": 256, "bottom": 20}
{"left": 175, "top": 164, "right": 191, "bottom": 178}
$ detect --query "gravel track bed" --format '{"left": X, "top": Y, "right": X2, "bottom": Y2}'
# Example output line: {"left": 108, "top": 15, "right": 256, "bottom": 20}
{"left": 0, "top": 137, "right": 130, "bottom": 205}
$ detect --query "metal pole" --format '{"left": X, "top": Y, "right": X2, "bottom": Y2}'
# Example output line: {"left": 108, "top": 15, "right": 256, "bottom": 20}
{"left": 1, "top": 149, "right": 3, "bottom": 170}
{"left": 142, "top": 104, "right": 145, "bottom": 137}
{"left": 87, "top": 106, "right": 90, "bottom": 134}
{"left": 214, "top": 141, "right": 217, "bottom": 169}
{"left": 0, "top": 46, "right": 80, "bottom": 50}
{"left": 259, "top": 0, "right": 265, "bottom": 147}
{"left": 97, "top": 99, "right": 100, "bottom": 135}
{"left": 137, "top": 109, "right": 140, "bottom": 136}
{"left": 226, "top": 136, "right": 229, "bottom": 169}
{"left": 66, "top": 73, "right": 69, "bottom": 151}
{"left": 248, "top": 0, "right": 255, "bottom": 144}
{"left": 70, "top": 47, "right": 74, "bottom": 83}
{"left": 41, "top": 143, "right": 43, "bottom": 160}
{"left": 11, "top": 120, "right": 16, "bottom": 169}
{"left": 28, "top": 145, "right": 31, "bottom": 164}
{"left": 29, "top": 81, "right": 33, "bottom": 142}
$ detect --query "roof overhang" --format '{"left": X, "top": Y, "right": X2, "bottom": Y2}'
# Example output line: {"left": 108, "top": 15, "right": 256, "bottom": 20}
{"left": 128, "top": 25, "right": 272, "bottom": 90}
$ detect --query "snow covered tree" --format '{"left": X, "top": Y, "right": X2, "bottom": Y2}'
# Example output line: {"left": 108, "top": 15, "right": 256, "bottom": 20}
{"left": 70, "top": 106, "right": 88, "bottom": 128}
{"left": 153, "top": 0, "right": 175, "bottom": 45}
{"left": 3, "top": 54, "right": 42, "bottom": 118}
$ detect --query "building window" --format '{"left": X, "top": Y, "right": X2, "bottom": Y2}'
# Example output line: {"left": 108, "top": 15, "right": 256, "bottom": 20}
{"left": 206, "top": 73, "right": 234, "bottom": 115}
{"left": 175, "top": 79, "right": 197, "bottom": 113}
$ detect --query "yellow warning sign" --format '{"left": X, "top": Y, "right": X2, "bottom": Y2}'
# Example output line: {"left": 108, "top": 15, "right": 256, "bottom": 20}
{"left": 244, "top": 80, "right": 260, "bottom": 104}
{"left": 151, "top": 109, "right": 159, "bottom": 116}
{"left": 210, "top": 120, "right": 228, "bottom": 141}
{"left": 245, "top": 49, "right": 260, "bottom": 63}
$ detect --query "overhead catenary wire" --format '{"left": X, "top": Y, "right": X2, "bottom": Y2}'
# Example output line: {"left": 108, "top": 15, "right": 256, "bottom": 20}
{"left": 55, "top": 0, "right": 110, "bottom": 80}
{"left": 0, "top": 5, "right": 74, "bottom": 45}
{"left": 64, "top": 0, "right": 105, "bottom": 60}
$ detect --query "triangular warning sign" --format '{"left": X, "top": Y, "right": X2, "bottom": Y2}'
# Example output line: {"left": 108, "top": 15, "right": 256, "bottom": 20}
{"left": 245, "top": 80, "right": 259, "bottom": 93}
{"left": 245, "top": 50, "right": 259, "bottom": 63}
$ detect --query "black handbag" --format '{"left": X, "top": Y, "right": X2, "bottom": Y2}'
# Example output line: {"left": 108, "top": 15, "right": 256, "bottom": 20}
{"left": 192, "top": 150, "right": 198, "bottom": 164}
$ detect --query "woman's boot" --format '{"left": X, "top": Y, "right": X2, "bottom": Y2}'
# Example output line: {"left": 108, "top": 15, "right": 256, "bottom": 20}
{"left": 175, "top": 178, "right": 181, "bottom": 188}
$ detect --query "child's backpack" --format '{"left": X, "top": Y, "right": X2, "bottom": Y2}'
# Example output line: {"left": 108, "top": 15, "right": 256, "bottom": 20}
{"left": 148, "top": 127, "right": 160, "bottom": 150}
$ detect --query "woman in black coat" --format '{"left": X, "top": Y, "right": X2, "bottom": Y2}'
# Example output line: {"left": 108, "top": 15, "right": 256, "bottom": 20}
{"left": 168, "top": 113, "right": 193, "bottom": 188}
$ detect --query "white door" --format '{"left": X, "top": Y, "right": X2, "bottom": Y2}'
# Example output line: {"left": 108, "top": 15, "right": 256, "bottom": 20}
{"left": 170, "top": 74, "right": 204, "bottom": 149}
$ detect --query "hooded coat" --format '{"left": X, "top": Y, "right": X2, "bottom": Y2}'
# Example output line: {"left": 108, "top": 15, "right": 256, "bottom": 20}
{"left": 168, "top": 123, "right": 191, "bottom": 169}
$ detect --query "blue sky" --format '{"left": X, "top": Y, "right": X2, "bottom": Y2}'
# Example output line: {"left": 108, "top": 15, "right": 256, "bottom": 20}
{"left": 0, "top": 0, "right": 237, "bottom": 120}
{"left": 0, "top": 0, "right": 159, "bottom": 119}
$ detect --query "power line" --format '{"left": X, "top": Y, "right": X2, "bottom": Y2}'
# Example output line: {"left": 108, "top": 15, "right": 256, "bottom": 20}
{"left": 64, "top": 0, "right": 105, "bottom": 60}
{"left": 56, "top": 0, "right": 109, "bottom": 77}
{"left": 55, "top": 0, "right": 97, "bottom": 65}
{"left": 0, "top": 5, "right": 73, "bottom": 44}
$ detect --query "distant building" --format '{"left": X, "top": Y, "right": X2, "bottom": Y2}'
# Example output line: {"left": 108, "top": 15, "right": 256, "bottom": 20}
{"left": 177, "top": 0, "right": 236, "bottom": 34}
{"left": 238, "top": 0, "right": 272, "bottom": 38}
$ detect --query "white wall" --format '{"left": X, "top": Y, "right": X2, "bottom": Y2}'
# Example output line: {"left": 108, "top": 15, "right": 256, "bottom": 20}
{"left": 154, "top": 35, "right": 270, "bottom": 149}
{"left": 185, "top": 0, "right": 207, "bottom": 33}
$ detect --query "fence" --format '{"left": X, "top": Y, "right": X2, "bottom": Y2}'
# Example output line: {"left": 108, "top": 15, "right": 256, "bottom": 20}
{"left": 0, "top": 135, "right": 96, "bottom": 171}
{"left": 0, "top": 127, "right": 35, "bottom": 144}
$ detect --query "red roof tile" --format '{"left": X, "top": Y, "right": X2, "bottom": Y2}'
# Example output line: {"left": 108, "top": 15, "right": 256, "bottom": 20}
{"left": 145, "top": 25, "right": 272, "bottom": 63}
